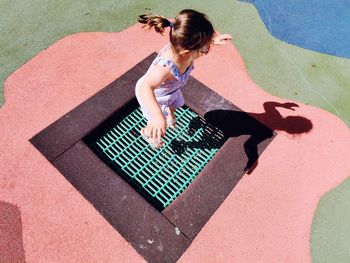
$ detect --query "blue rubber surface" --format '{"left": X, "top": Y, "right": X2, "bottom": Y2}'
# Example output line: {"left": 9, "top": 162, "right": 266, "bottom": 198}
{"left": 241, "top": 0, "right": 350, "bottom": 58}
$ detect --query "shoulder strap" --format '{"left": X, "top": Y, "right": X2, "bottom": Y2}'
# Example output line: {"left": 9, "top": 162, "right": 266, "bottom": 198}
{"left": 153, "top": 57, "right": 181, "bottom": 80}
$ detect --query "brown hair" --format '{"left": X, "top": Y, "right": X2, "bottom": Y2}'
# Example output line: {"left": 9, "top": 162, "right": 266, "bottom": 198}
{"left": 138, "top": 9, "right": 215, "bottom": 52}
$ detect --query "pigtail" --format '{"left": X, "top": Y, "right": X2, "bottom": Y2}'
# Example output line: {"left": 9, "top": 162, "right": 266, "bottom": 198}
{"left": 138, "top": 13, "right": 171, "bottom": 34}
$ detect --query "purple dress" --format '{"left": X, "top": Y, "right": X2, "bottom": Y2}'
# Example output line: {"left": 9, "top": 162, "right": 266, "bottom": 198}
{"left": 135, "top": 44, "right": 194, "bottom": 120}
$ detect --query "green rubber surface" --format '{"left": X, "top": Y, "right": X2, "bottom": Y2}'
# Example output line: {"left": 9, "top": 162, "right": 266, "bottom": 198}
{"left": 311, "top": 177, "right": 350, "bottom": 263}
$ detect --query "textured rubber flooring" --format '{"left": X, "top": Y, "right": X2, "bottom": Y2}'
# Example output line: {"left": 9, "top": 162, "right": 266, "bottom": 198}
{"left": 1, "top": 1, "right": 349, "bottom": 262}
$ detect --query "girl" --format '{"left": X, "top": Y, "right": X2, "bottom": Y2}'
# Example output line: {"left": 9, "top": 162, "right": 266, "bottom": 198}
{"left": 135, "top": 9, "right": 232, "bottom": 148}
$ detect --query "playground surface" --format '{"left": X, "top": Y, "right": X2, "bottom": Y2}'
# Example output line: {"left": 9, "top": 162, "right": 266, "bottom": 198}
{"left": 1, "top": 1, "right": 350, "bottom": 262}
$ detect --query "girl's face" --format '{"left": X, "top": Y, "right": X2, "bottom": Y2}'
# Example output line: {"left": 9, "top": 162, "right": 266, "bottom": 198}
{"left": 191, "top": 43, "right": 211, "bottom": 60}
{"left": 199, "top": 43, "right": 211, "bottom": 55}
{"left": 176, "top": 41, "right": 212, "bottom": 60}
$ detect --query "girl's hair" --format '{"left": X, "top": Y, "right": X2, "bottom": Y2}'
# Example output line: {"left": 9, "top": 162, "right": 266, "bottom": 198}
{"left": 138, "top": 9, "right": 215, "bottom": 52}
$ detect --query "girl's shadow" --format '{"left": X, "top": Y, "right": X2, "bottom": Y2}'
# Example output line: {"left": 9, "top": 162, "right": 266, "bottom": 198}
{"left": 170, "top": 114, "right": 226, "bottom": 155}
{"left": 171, "top": 102, "right": 313, "bottom": 174}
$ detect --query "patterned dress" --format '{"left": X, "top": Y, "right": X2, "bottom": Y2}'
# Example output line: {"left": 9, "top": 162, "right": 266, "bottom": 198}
{"left": 135, "top": 44, "right": 194, "bottom": 120}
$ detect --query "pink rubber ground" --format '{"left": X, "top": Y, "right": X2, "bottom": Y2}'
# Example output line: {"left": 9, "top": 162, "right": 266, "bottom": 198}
{"left": 1, "top": 24, "right": 349, "bottom": 262}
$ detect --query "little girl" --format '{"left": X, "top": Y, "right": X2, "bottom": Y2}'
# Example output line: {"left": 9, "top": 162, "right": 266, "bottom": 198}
{"left": 135, "top": 9, "right": 232, "bottom": 148}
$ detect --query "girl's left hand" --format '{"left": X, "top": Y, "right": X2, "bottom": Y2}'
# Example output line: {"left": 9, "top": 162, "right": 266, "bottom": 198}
{"left": 213, "top": 34, "right": 232, "bottom": 45}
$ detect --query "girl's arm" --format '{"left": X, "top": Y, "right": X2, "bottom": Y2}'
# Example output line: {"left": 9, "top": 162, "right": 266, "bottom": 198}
{"left": 138, "top": 64, "right": 172, "bottom": 141}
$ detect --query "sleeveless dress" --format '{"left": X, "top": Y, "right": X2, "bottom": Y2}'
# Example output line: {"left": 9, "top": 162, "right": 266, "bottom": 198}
{"left": 135, "top": 44, "right": 194, "bottom": 120}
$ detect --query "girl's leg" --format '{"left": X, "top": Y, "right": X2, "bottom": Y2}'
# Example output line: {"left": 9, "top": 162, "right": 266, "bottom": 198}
{"left": 166, "top": 107, "right": 177, "bottom": 129}
{"left": 167, "top": 90, "right": 184, "bottom": 129}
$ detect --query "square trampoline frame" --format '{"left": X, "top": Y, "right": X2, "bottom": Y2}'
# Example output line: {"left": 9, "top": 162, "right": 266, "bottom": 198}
{"left": 30, "top": 53, "right": 275, "bottom": 263}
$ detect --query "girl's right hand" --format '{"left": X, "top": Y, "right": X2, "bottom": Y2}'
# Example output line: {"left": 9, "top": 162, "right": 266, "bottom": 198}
{"left": 146, "top": 114, "right": 167, "bottom": 142}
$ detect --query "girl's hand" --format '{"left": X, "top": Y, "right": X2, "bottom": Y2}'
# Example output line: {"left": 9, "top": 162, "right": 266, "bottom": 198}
{"left": 282, "top": 102, "right": 299, "bottom": 111}
{"left": 146, "top": 114, "right": 167, "bottom": 142}
{"left": 213, "top": 34, "right": 232, "bottom": 45}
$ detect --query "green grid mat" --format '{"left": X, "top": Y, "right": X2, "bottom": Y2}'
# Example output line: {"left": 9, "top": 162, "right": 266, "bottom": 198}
{"left": 92, "top": 106, "right": 227, "bottom": 210}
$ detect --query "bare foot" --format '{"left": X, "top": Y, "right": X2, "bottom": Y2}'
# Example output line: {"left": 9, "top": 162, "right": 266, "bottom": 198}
{"left": 166, "top": 112, "right": 176, "bottom": 129}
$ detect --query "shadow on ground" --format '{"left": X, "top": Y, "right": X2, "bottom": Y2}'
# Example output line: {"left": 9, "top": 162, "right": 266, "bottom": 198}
{"left": 204, "top": 101, "right": 313, "bottom": 174}
{"left": 0, "top": 201, "right": 25, "bottom": 262}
